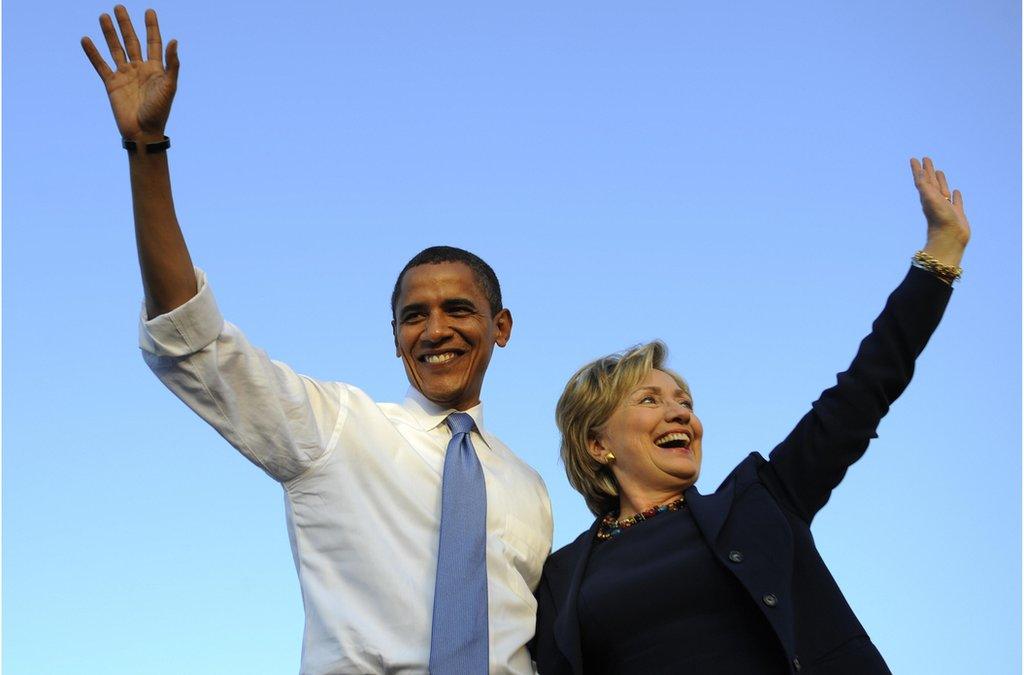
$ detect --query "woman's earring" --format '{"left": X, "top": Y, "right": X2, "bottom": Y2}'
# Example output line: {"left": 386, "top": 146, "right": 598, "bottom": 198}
{"left": 605, "top": 452, "right": 616, "bottom": 464}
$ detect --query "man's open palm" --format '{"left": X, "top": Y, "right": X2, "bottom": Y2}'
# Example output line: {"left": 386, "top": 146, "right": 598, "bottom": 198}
{"left": 82, "top": 5, "right": 179, "bottom": 140}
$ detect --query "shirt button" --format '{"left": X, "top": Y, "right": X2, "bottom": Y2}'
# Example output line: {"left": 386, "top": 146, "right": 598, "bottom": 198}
{"left": 793, "top": 656, "right": 802, "bottom": 671}
{"left": 762, "top": 593, "right": 778, "bottom": 607}
{"left": 727, "top": 550, "right": 744, "bottom": 563}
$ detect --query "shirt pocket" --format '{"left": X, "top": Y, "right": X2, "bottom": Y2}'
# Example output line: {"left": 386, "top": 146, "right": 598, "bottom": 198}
{"left": 502, "top": 511, "right": 551, "bottom": 594}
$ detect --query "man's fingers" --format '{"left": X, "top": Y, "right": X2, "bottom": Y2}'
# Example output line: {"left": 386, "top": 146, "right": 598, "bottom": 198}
{"left": 936, "top": 170, "right": 951, "bottom": 198}
{"left": 81, "top": 36, "right": 114, "bottom": 80}
{"left": 166, "top": 39, "right": 180, "bottom": 80}
{"left": 115, "top": 5, "right": 144, "bottom": 63}
{"left": 100, "top": 13, "right": 128, "bottom": 67}
{"left": 145, "top": 8, "right": 163, "bottom": 63}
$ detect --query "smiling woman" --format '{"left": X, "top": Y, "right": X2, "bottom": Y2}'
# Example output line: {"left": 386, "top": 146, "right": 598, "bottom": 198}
{"left": 531, "top": 158, "right": 970, "bottom": 675}
{"left": 587, "top": 356, "right": 704, "bottom": 520}
{"left": 555, "top": 341, "right": 702, "bottom": 520}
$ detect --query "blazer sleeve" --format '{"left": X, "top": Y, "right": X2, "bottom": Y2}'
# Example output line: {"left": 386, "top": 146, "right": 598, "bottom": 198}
{"left": 759, "top": 266, "right": 953, "bottom": 523}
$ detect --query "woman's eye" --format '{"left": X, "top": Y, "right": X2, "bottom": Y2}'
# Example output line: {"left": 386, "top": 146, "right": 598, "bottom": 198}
{"left": 639, "top": 395, "right": 658, "bottom": 404}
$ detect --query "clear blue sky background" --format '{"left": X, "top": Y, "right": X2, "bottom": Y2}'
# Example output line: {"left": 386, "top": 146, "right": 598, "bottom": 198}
{"left": 4, "top": 1, "right": 1020, "bottom": 673}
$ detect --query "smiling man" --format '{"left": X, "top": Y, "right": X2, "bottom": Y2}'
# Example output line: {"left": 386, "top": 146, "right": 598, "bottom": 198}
{"left": 392, "top": 249, "right": 513, "bottom": 410}
{"left": 82, "top": 7, "right": 551, "bottom": 674}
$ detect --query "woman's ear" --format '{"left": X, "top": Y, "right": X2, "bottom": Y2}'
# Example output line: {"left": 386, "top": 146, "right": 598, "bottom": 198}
{"left": 586, "top": 431, "right": 607, "bottom": 463}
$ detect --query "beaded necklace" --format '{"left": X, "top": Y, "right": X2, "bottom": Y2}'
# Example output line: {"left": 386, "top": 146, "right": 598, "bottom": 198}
{"left": 596, "top": 496, "right": 686, "bottom": 541}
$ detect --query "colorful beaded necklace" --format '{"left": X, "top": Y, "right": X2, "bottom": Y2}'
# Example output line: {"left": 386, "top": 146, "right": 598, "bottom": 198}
{"left": 596, "top": 496, "right": 686, "bottom": 541}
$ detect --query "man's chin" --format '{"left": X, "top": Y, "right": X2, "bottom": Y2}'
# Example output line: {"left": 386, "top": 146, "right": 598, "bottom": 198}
{"left": 418, "top": 382, "right": 474, "bottom": 410}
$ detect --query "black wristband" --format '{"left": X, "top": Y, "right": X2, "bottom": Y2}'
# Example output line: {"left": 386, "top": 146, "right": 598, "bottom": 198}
{"left": 123, "top": 136, "right": 171, "bottom": 154}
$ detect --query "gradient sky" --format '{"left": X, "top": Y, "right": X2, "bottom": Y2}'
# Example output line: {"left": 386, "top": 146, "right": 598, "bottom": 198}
{"left": 4, "top": 1, "right": 1020, "bottom": 673}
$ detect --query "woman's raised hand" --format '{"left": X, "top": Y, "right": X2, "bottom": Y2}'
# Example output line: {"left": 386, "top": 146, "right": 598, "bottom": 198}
{"left": 81, "top": 6, "right": 179, "bottom": 142}
{"left": 910, "top": 157, "right": 971, "bottom": 267}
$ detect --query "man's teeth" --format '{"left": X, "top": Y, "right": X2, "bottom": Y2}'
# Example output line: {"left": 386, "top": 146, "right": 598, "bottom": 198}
{"left": 654, "top": 432, "right": 691, "bottom": 447}
{"left": 423, "top": 352, "right": 457, "bottom": 364}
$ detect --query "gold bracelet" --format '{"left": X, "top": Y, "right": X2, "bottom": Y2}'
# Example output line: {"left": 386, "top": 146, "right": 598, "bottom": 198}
{"left": 912, "top": 250, "right": 962, "bottom": 284}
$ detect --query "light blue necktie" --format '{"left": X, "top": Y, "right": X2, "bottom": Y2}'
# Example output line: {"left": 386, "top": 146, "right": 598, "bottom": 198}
{"left": 429, "top": 412, "right": 489, "bottom": 674}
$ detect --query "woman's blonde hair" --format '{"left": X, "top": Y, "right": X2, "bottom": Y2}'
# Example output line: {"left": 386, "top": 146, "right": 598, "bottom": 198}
{"left": 555, "top": 341, "right": 689, "bottom": 516}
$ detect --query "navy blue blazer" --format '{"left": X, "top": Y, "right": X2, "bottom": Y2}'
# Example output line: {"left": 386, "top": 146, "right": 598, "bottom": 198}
{"left": 533, "top": 268, "right": 952, "bottom": 675}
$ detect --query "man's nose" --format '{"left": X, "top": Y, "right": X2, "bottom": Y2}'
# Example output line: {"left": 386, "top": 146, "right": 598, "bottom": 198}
{"left": 423, "top": 311, "right": 454, "bottom": 342}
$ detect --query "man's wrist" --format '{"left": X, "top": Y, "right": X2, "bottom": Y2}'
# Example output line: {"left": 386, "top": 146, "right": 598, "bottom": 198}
{"left": 124, "top": 128, "right": 167, "bottom": 141}
{"left": 123, "top": 135, "right": 171, "bottom": 155}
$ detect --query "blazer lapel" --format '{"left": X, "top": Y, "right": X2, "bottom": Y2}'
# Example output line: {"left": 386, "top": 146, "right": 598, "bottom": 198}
{"left": 684, "top": 480, "right": 735, "bottom": 544}
{"left": 553, "top": 517, "right": 602, "bottom": 675}
{"left": 550, "top": 487, "right": 736, "bottom": 675}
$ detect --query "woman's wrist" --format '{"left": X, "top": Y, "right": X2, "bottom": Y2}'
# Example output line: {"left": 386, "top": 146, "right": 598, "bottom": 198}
{"left": 920, "top": 233, "right": 966, "bottom": 268}
{"left": 913, "top": 250, "right": 962, "bottom": 285}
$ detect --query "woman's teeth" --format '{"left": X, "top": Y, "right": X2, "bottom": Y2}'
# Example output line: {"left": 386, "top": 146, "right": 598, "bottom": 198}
{"left": 654, "top": 432, "right": 690, "bottom": 448}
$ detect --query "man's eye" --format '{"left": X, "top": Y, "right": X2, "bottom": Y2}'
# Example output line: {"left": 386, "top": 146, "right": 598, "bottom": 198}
{"left": 402, "top": 313, "right": 425, "bottom": 323}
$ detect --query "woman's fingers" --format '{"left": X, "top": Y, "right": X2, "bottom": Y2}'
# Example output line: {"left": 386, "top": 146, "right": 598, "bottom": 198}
{"left": 81, "top": 36, "right": 114, "bottom": 80}
{"left": 936, "top": 170, "right": 951, "bottom": 199}
{"left": 99, "top": 12, "right": 128, "bottom": 67}
{"left": 145, "top": 8, "right": 163, "bottom": 64}
{"left": 922, "top": 156, "right": 936, "bottom": 185}
{"left": 952, "top": 189, "right": 966, "bottom": 218}
{"left": 912, "top": 156, "right": 953, "bottom": 199}
{"left": 115, "top": 5, "right": 143, "bottom": 63}
{"left": 910, "top": 157, "right": 924, "bottom": 190}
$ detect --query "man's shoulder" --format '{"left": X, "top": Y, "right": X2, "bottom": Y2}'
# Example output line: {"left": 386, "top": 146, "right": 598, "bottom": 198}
{"left": 329, "top": 383, "right": 410, "bottom": 417}
{"left": 476, "top": 428, "right": 546, "bottom": 483}
{"left": 301, "top": 382, "right": 416, "bottom": 436}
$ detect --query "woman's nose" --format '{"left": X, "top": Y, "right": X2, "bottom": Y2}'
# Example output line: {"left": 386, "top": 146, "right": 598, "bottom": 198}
{"left": 665, "top": 401, "right": 691, "bottom": 422}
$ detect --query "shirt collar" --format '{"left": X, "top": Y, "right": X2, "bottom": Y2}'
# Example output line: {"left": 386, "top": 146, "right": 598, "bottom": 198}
{"left": 400, "top": 387, "right": 492, "bottom": 450}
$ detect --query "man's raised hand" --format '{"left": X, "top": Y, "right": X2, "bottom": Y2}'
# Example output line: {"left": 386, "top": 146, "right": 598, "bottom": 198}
{"left": 81, "top": 6, "right": 179, "bottom": 142}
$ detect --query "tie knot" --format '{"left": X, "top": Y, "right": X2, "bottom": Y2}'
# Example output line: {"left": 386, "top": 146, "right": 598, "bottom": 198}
{"left": 445, "top": 412, "right": 476, "bottom": 436}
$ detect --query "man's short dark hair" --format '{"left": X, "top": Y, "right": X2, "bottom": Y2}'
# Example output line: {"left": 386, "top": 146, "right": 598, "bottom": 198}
{"left": 391, "top": 246, "right": 504, "bottom": 317}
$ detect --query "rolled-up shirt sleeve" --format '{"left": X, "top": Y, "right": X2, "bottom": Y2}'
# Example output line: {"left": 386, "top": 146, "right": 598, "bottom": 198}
{"left": 139, "top": 268, "right": 345, "bottom": 482}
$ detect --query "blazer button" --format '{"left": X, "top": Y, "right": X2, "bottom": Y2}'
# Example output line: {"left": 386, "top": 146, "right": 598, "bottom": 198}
{"left": 727, "top": 550, "right": 744, "bottom": 563}
{"left": 762, "top": 593, "right": 778, "bottom": 607}
{"left": 793, "top": 656, "right": 802, "bottom": 671}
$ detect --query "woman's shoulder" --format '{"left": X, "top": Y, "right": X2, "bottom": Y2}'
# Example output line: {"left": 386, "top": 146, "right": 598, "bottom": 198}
{"left": 545, "top": 524, "right": 597, "bottom": 575}
{"left": 709, "top": 451, "right": 768, "bottom": 493}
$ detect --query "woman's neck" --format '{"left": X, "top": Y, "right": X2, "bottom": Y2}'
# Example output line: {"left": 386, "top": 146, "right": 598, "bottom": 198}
{"left": 616, "top": 490, "right": 685, "bottom": 520}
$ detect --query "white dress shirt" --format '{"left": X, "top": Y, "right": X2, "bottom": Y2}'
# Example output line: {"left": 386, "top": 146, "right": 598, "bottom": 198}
{"left": 139, "top": 269, "right": 553, "bottom": 675}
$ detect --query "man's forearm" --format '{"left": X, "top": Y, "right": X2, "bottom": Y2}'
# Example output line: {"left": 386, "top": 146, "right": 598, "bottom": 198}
{"left": 128, "top": 140, "right": 197, "bottom": 319}
{"left": 82, "top": 6, "right": 193, "bottom": 319}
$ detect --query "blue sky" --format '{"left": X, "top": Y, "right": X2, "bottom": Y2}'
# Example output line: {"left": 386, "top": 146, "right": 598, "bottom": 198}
{"left": 4, "top": 1, "right": 1020, "bottom": 673}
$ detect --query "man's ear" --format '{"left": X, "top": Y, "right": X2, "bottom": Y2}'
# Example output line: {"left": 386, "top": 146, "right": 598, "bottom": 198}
{"left": 494, "top": 308, "right": 513, "bottom": 348}
{"left": 392, "top": 320, "right": 400, "bottom": 358}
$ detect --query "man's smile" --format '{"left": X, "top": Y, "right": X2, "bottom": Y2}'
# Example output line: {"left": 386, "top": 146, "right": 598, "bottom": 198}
{"left": 418, "top": 350, "right": 465, "bottom": 365}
